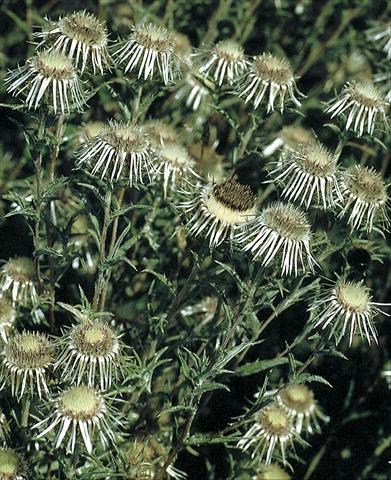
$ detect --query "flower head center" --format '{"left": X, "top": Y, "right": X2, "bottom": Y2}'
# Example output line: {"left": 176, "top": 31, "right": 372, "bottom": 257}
{"left": 280, "top": 125, "right": 314, "bottom": 148}
{"left": 0, "top": 448, "right": 19, "bottom": 476}
{"left": 337, "top": 281, "right": 370, "bottom": 312}
{"left": 260, "top": 405, "right": 291, "bottom": 435}
{"left": 73, "top": 322, "right": 115, "bottom": 356}
{"left": 296, "top": 143, "right": 336, "bottom": 177}
{"left": 349, "top": 82, "right": 387, "bottom": 109}
{"left": 60, "top": 12, "right": 107, "bottom": 46}
{"left": 6, "top": 332, "right": 52, "bottom": 369}
{"left": 35, "top": 51, "right": 75, "bottom": 79}
{"left": 348, "top": 167, "right": 387, "bottom": 203}
{"left": 254, "top": 54, "right": 293, "bottom": 84}
{"left": 60, "top": 385, "right": 100, "bottom": 419}
{"left": 161, "top": 144, "right": 193, "bottom": 167}
{"left": 212, "top": 179, "right": 256, "bottom": 212}
{"left": 264, "top": 203, "right": 309, "bottom": 241}
{"left": 281, "top": 385, "right": 312, "bottom": 412}
{"left": 133, "top": 24, "right": 172, "bottom": 52}
{"left": 5, "top": 257, "right": 35, "bottom": 282}
{"left": 215, "top": 40, "right": 244, "bottom": 61}
{"left": 105, "top": 124, "right": 147, "bottom": 153}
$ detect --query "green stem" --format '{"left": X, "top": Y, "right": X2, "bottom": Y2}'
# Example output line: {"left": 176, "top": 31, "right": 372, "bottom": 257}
{"left": 21, "top": 398, "right": 30, "bottom": 427}
{"left": 92, "top": 189, "right": 113, "bottom": 310}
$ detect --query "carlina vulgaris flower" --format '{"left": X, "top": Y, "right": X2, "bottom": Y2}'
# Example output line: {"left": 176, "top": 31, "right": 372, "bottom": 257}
{"left": 69, "top": 214, "right": 96, "bottom": 272}
{"left": 156, "top": 143, "right": 201, "bottom": 198}
{"left": 255, "top": 463, "right": 291, "bottom": 480}
{"left": 0, "top": 257, "right": 38, "bottom": 306}
{"left": 0, "top": 331, "right": 54, "bottom": 399}
{"left": 237, "top": 53, "right": 304, "bottom": 113}
{"left": 114, "top": 23, "right": 179, "bottom": 84}
{"left": 237, "top": 202, "right": 316, "bottom": 276}
{"left": 54, "top": 319, "right": 122, "bottom": 391}
{"left": 34, "top": 384, "right": 121, "bottom": 454}
{"left": 310, "top": 277, "right": 390, "bottom": 346}
{"left": 237, "top": 402, "right": 307, "bottom": 465}
{"left": 5, "top": 50, "right": 86, "bottom": 114}
{"left": 35, "top": 11, "right": 111, "bottom": 74}
{"left": 144, "top": 119, "right": 179, "bottom": 148}
{"left": 188, "top": 141, "right": 225, "bottom": 180}
{"left": 174, "top": 69, "right": 214, "bottom": 111}
{"left": 180, "top": 178, "right": 257, "bottom": 248}
{"left": 262, "top": 124, "right": 315, "bottom": 157}
{"left": 325, "top": 80, "right": 389, "bottom": 136}
{"left": 269, "top": 141, "right": 342, "bottom": 209}
{"left": 198, "top": 39, "right": 248, "bottom": 86}
{"left": 171, "top": 31, "right": 193, "bottom": 69}
{"left": 366, "top": 22, "right": 391, "bottom": 59}
{"left": 0, "top": 445, "right": 26, "bottom": 480}
{"left": 277, "top": 384, "right": 329, "bottom": 435}
{"left": 0, "top": 298, "right": 16, "bottom": 343}
{"left": 76, "top": 120, "right": 156, "bottom": 186}
{"left": 338, "top": 164, "right": 389, "bottom": 232}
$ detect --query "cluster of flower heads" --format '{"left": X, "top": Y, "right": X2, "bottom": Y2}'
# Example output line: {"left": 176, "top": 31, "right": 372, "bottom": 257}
{"left": 238, "top": 384, "right": 329, "bottom": 468}
{"left": 0, "top": 302, "right": 125, "bottom": 456}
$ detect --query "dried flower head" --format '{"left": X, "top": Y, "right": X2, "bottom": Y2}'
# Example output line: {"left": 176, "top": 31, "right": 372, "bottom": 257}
{"left": 238, "top": 202, "right": 316, "bottom": 276}
{"left": 271, "top": 142, "right": 341, "bottom": 209}
{"left": 277, "top": 384, "right": 329, "bottom": 435}
{"left": 5, "top": 50, "right": 85, "bottom": 114}
{"left": 36, "top": 11, "right": 111, "bottom": 73}
{"left": 366, "top": 23, "right": 391, "bottom": 59}
{"left": 0, "top": 331, "right": 53, "bottom": 399}
{"left": 311, "top": 278, "right": 390, "bottom": 345}
{"left": 180, "top": 179, "right": 257, "bottom": 247}
{"left": 77, "top": 120, "right": 155, "bottom": 186}
{"left": 55, "top": 319, "right": 121, "bottom": 390}
{"left": 238, "top": 53, "right": 304, "bottom": 113}
{"left": 115, "top": 23, "right": 178, "bottom": 84}
{"left": 34, "top": 384, "right": 120, "bottom": 454}
{"left": 144, "top": 120, "right": 179, "bottom": 147}
{"left": 0, "top": 298, "right": 16, "bottom": 343}
{"left": 326, "top": 81, "right": 389, "bottom": 136}
{"left": 0, "top": 257, "right": 38, "bottom": 306}
{"left": 238, "top": 402, "right": 306, "bottom": 464}
{"left": 338, "top": 165, "right": 389, "bottom": 232}
{"left": 198, "top": 40, "right": 247, "bottom": 86}
{"left": 157, "top": 143, "right": 200, "bottom": 197}
{"left": 0, "top": 447, "right": 25, "bottom": 480}
{"left": 255, "top": 463, "right": 291, "bottom": 480}
{"left": 262, "top": 124, "right": 315, "bottom": 157}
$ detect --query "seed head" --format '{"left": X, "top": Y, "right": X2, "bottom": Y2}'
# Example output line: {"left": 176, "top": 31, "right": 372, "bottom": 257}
{"left": 36, "top": 11, "right": 111, "bottom": 73}
{"left": 180, "top": 179, "right": 257, "bottom": 247}
{"left": 338, "top": 165, "right": 389, "bottom": 232}
{"left": 326, "top": 81, "right": 389, "bottom": 136}
{"left": 5, "top": 50, "right": 86, "bottom": 114}
{"left": 238, "top": 53, "right": 304, "bottom": 113}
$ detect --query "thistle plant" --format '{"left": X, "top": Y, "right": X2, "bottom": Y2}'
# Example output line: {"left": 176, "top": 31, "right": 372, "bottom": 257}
{"left": 0, "top": 2, "right": 391, "bottom": 480}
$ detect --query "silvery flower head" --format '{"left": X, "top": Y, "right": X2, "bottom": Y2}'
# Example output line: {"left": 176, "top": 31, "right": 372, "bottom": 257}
{"left": 310, "top": 277, "right": 390, "bottom": 346}
{"left": 5, "top": 50, "right": 86, "bottom": 114}
{"left": 0, "top": 257, "right": 38, "bottom": 306}
{"left": 325, "top": 81, "right": 389, "bottom": 137}
{"left": 54, "top": 318, "right": 122, "bottom": 391}
{"left": 35, "top": 11, "right": 111, "bottom": 74}
{"left": 237, "top": 53, "right": 304, "bottom": 113}
{"left": 0, "top": 331, "right": 53, "bottom": 399}
{"left": 237, "top": 402, "right": 307, "bottom": 465}
{"left": 0, "top": 298, "right": 16, "bottom": 343}
{"left": 180, "top": 178, "right": 257, "bottom": 248}
{"left": 270, "top": 141, "right": 342, "bottom": 209}
{"left": 277, "top": 384, "right": 329, "bottom": 435}
{"left": 114, "top": 23, "right": 180, "bottom": 84}
{"left": 198, "top": 39, "right": 248, "bottom": 86}
{"left": 76, "top": 120, "right": 156, "bottom": 186}
{"left": 338, "top": 165, "right": 389, "bottom": 232}
{"left": 34, "top": 384, "right": 122, "bottom": 454}
{"left": 366, "top": 22, "right": 391, "bottom": 59}
{"left": 238, "top": 202, "right": 316, "bottom": 276}
{"left": 156, "top": 143, "right": 200, "bottom": 198}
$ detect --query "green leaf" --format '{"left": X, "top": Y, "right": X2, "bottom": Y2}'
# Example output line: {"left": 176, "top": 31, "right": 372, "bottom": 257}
{"left": 234, "top": 357, "right": 289, "bottom": 376}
